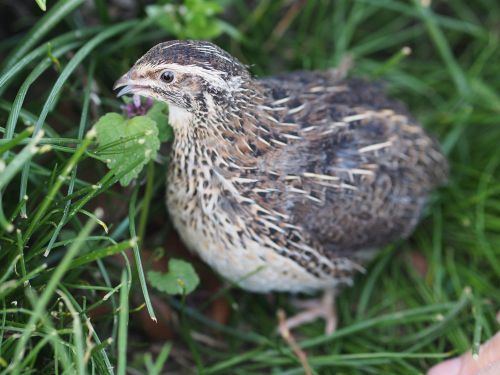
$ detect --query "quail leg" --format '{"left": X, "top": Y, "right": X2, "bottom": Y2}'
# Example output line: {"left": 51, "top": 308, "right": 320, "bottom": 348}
{"left": 281, "top": 289, "right": 337, "bottom": 335}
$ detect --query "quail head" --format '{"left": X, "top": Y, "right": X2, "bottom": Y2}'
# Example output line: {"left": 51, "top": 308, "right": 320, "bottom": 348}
{"left": 114, "top": 40, "right": 448, "bottom": 332}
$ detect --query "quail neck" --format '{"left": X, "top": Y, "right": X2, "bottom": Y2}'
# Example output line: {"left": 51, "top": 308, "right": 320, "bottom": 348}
{"left": 114, "top": 40, "right": 448, "bottom": 294}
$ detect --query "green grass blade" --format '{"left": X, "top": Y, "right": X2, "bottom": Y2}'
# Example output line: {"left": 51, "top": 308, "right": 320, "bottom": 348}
{"left": 137, "top": 161, "right": 155, "bottom": 248}
{"left": 117, "top": 270, "right": 130, "bottom": 375}
{"left": 59, "top": 285, "right": 114, "bottom": 374}
{"left": 35, "top": 0, "right": 47, "bottom": 12}
{"left": 0, "top": 130, "right": 43, "bottom": 191}
{"left": 0, "top": 28, "right": 97, "bottom": 96}
{"left": 0, "top": 127, "right": 34, "bottom": 155}
{"left": 413, "top": 0, "right": 468, "bottom": 94}
{"left": 1, "top": 0, "right": 85, "bottom": 72}
{"left": 22, "top": 128, "right": 95, "bottom": 245}
{"left": 18, "top": 20, "right": 137, "bottom": 217}
{"left": 129, "top": 187, "right": 156, "bottom": 321}
{"left": 44, "top": 59, "right": 95, "bottom": 258}
{"left": 2, "top": 42, "right": 81, "bottom": 148}
{"left": 150, "top": 343, "right": 172, "bottom": 375}
{"left": 67, "top": 239, "right": 137, "bottom": 270}
{"left": 23, "top": 289, "right": 74, "bottom": 374}
{"left": 8, "top": 213, "right": 99, "bottom": 372}
{"left": 57, "top": 290, "right": 85, "bottom": 375}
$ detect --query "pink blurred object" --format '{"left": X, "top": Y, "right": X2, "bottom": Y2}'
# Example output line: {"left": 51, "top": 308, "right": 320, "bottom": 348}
{"left": 122, "top": 94, "right": 153, "bottom": 118}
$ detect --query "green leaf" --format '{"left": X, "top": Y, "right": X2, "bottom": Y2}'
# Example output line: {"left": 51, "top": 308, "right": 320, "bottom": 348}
{"left": 95, "top": 113, "right": 160, "bottom": 186}
{"left": 148, "top": 259, "right": 199, "bottom": 295}
{"left": 146, "top": 0, "right": 223, "bottom": 40}
{"left": 146, "top": 101, "right": 173, "bottom": 142}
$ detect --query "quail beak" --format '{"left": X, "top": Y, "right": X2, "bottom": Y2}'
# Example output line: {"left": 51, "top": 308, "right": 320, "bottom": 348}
{"left": 113, "top": 72, "right": 141, "bottom": 97}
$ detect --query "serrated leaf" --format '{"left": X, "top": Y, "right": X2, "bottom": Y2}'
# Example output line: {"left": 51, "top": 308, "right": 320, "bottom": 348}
{"left": 148, "top": 258, "right": 199, "bottom": 295}
{"left": 146, "top": 101, "right": 173, "bottom": 142}
{"left": 95, "top": 113, "right": 160, "bottom": 186}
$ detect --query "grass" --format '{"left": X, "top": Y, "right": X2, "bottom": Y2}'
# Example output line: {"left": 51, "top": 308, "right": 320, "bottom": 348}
{"left": 1, "top": 0, "right": 499, "bottom": 373}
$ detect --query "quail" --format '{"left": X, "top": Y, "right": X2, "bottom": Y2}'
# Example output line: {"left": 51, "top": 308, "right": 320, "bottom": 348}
{"left": 114, "top": 40, "right": 448, "bottom": 332}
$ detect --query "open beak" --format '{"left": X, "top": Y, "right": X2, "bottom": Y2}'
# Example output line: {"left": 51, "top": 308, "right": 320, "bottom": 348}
{"left": 113, "top": 72, "right": 137, "bottom": 97}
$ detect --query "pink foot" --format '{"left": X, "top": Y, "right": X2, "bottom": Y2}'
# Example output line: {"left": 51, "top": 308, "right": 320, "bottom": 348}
{"left": 281, "top": 289, "right": 337, "bottom": 335}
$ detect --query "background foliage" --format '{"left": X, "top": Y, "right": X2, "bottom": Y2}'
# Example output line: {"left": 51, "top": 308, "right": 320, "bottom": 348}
{"left": 0, "top": 0, "right": 499, "bottom": 373}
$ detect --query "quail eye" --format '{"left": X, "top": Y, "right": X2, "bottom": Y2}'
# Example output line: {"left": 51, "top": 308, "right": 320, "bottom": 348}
{"left": 161, "top": 71, "right": 175, "bottom": 83}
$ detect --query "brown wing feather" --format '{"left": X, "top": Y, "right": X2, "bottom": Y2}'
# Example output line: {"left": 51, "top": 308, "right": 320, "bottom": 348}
{"left": 254, "top": 73, "right": 448, "bottom": 259}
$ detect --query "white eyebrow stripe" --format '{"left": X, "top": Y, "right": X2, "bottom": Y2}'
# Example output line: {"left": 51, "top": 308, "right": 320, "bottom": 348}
{"left": 161, "top": 63, "right": 230, "bottom": 90}
{"left": 195, "top": 47, "right": 233, "bottom": 63}
{"left": 161, "top": 42, "right": 183, "bottom": 50}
